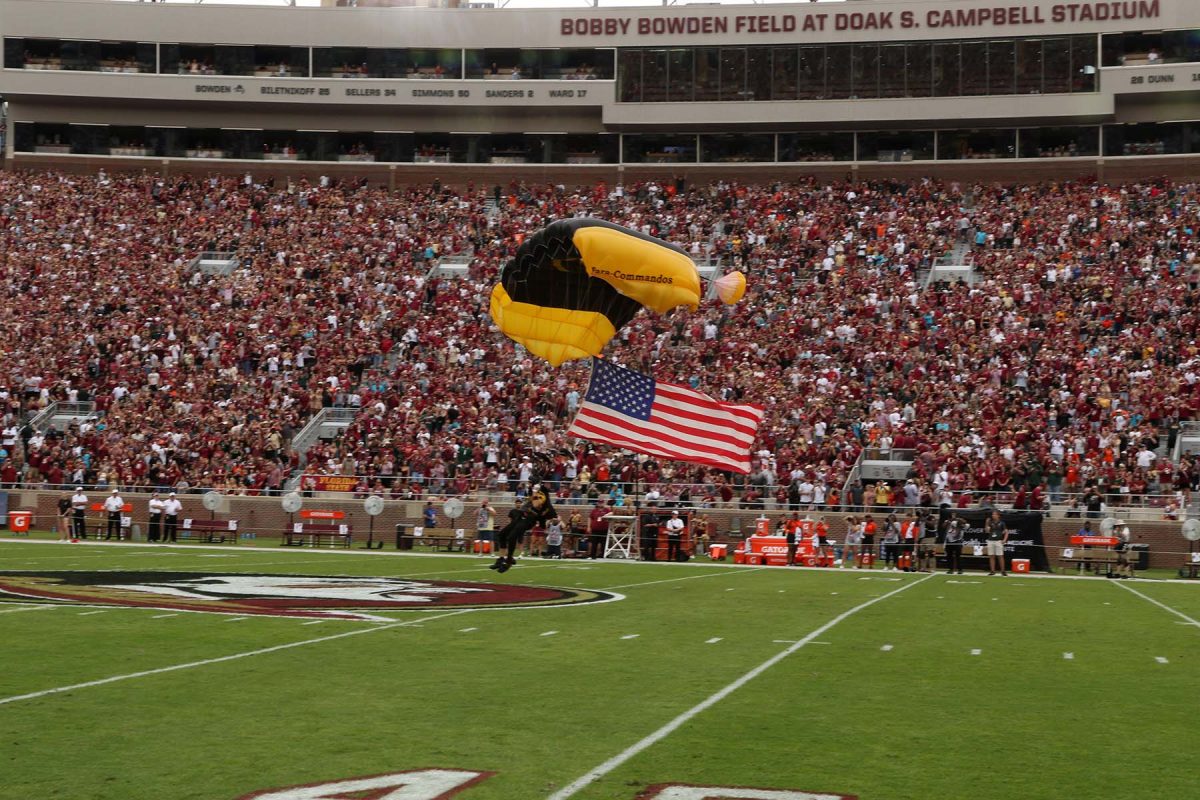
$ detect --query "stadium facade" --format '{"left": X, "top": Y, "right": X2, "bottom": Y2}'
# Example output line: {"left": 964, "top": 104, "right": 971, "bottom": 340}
{"left": 2, "top": 0, "right": 1200, "bottom": 181}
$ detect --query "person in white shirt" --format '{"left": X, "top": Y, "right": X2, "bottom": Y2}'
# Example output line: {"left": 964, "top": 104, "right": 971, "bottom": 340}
{"left": 162, "top": 492, "right": 183, "bottom": 542}
{"left": 70, "top": 487, "right": 88, "bottom": 539}
{"left": 103, "top": 488, "right": 124, "bottom": 540}
{"left": 147, "top": 492, "right": 165, "bottom": 542}
{"left": 664, "top": 510, "right": 686, "bottom": 561}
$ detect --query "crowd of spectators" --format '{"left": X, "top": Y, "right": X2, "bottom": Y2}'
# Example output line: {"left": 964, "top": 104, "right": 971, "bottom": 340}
{"left": 1, "top": 170, "right": 1198, "bottom": 519}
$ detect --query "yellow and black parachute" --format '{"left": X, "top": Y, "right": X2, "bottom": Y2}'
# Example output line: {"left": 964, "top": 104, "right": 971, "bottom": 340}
{"left": 490, "top": 218, "right": 742, "bottom": 367}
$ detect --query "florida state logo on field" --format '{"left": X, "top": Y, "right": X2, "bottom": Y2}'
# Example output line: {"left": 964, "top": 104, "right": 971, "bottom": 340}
{"left": 0, "top": 572, "right": 619, "bottom": 620}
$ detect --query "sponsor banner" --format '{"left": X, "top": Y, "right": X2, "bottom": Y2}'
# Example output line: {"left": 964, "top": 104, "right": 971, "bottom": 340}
{"left": 301, "top": 509, "right": 346, "bottom": 520}
{"left": 951, "top": 510, "right": 1050, "bottom": 572}
{"left": 0, "top": 572, "right": 621, "bottom": 620}
{"left": 1070, "top": 535, "right": 1121, "bottom": 547}
{"left": 746, "top": 535, "right": 814, "bottom": 566}
{"left": 89, "top": 502, "right": 133, "bottom": 512}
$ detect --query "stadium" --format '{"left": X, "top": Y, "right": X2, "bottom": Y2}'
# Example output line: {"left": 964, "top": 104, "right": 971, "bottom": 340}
{"left": 1, "top": 0, "right": 1199, "bottom": 798}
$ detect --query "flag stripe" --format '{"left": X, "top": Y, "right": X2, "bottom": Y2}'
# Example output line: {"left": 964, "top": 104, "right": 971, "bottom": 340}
{"left": 655, "top": 383, "right": 765, "bottom": 425}
{"left": 569, "top": 416, "right": 750, "bottom": 473}
{"left": 572, "top": 402, "right": 752, "bottom": 455}
{"left": 651, "top": 395, "right": 763, "bottom": 439}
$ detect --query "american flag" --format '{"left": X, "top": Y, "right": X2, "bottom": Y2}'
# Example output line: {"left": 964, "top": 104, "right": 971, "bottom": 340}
{"left": 567, "top": 359, "right": 764, "bottom": 474}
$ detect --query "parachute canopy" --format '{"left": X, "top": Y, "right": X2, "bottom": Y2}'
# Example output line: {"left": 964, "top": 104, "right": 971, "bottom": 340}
{"left": 490, "top": 218, "right": 703, "bottom": 366}
{"left": 714, "top": 271, "right": 747, "bottom": 305}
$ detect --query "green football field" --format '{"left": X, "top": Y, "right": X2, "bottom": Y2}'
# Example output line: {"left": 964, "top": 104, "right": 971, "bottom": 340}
{"left": 1, "top": 537, "right": 1197, "bottom": 800}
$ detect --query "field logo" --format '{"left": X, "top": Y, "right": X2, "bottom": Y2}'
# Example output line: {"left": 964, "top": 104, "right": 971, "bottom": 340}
{"left": 236, "top": 769, "right": 493, "bottom": 799}
{"left": 0, "top": 572, "right": 619, "bottom": 620}
{"left": 233, "top": 773, "right": 855, "bottom": 800}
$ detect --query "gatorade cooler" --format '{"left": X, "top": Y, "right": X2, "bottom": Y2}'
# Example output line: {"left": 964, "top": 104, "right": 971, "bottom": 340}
{"left": 733, "top": 546, "right": 747, "bottom": 564}
{"left": 8, "top": 511, "right": 32, "bottom": 534}
{"left": 1012, "top": 558, "right": 1031, "bottom": 573}
{"left": 709, "top": 544, "right": 728, "bottom": 561}
{"left": 473, "top": 540, "right": 493, "bottom": 554}
{"left": 755, "top": 517, "right": 771, "bottom": 536}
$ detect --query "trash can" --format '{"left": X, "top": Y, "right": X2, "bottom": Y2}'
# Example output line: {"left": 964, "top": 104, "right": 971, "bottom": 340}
{"left": 1129, "top": 543, "right": 1150, "bottom": 570}
{"left": 395, "top": 524, "right": 413, "bottom": 551}
{"left": 8, "top": 511, "right": 32, "bottom": 534}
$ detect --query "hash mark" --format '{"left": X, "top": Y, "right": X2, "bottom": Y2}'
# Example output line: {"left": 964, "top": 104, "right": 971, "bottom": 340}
{"left": 78, "top": 611, "right": 107, "bottom": 616}
{"left": 151, "top": 614, "right": 178, "bottom": 619}
{"left": 970, "top": 649, "right": 982, "bottom": 656}
{"left": 620, "top": 634, "right": 640, "bottom": 640}
{"left": 705, "top": 637, "right": 723, "bottom": 644}
{"left": 881, "top": 644, "right": 894, "bottom": 652}
{"left": 1155, "top": 656, "right": 1169, "bottom": 664}
{"left": 1063, "top": 652, "right": 1074, "bottom": 660}
{"left": 459, "top": 627, "right": 478, "bottom": 632}
{"left": 540, "top": 630, "right": 559, "bottom": 637}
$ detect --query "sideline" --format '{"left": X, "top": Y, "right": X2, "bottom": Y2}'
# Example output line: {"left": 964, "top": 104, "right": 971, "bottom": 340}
{"left": 545, "top": 572, "right": 936, "bottom": 800}
{"left": 0, "top": 608, "right": 472, "bottom": 707}
{"left": 1113, "top": 580, "right": 1200, "bottom": 626}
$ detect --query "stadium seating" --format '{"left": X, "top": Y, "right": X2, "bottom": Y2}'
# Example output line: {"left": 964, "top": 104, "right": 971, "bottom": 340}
{"left": 1, "top": 171, "right": 1196, "bottom": 519}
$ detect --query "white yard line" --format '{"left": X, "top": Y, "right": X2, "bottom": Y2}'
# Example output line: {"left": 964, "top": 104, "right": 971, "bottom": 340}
{"left": 1113, "top": 581, "right": 1200, "bottom": 627}
{"left": 0, "top": 604, "right": 57, "bottom": 615}
{"left": 602, "top": 568, "right": 764, "bottom": 591}
{"left": 0, "top": 608, "right": 472, "bottom": 708}
{"left": 544, "top": 573, "right": 935, "bottom": 800}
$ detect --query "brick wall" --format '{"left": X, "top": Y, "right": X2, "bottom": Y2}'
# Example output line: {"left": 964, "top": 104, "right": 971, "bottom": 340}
{"left": 9, "top": 489, "right": 1195, "bottom": 572}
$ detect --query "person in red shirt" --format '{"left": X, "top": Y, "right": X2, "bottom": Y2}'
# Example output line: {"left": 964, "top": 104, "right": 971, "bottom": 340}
{"left": 587, "top": 498, "right": 612, "bottom": 560}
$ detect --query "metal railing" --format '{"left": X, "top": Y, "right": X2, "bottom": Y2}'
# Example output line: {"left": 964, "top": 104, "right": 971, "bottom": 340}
{"left": 55, "top": 401, "right": 96, "bottom": 418}
{"left": 1174, "top": 421, "right": 1200, "bottom": 461}
{"left": 188, "top": 251, "right": 239, "bottom": 276}
{"left": 290, "top": 407, "right": 362, "bottom": 466}
{"left": 25, "top": 402, "right": 59, "bottom": 433}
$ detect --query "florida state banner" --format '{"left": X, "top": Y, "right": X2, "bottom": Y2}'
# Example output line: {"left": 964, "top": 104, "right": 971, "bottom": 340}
{"left": 300, "top": 474, "right": 357, "bottom": 493}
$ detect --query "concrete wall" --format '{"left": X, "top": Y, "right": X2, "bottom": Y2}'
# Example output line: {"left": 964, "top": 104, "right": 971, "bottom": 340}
{"left": 0, "top": 0, "right": 1192, "bottom": 49}
{"left": 10, "top": 153, "right": 1200, "bottom": 188}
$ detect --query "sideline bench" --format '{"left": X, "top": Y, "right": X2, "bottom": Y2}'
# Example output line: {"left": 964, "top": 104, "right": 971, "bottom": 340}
{"left": 417, "top": 533, "right": 468, "bottom": 552}
{"left": 282, "top": 522, "right": 352, "bottom": 548}
{"left": 1058, "top": 549, "right": 1120, "bottom": 576}
{"left": 181, "top": 518, "right": 239, "bottom": 544}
